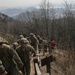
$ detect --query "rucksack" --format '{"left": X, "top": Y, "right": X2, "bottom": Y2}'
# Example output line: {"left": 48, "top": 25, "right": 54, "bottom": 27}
{"left": 50, "top": 41, "right": 55, "bottom": 47}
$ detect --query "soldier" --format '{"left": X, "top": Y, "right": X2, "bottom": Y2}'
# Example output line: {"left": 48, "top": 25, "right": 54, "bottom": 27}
{"left": 29, "top": 33, "right": 39, "bottom": 51}
{"left": 37, "top": 35, "right": 43, "bottom": 44}
{"left": 0, "top": 39, "right": 23, "bottom": 75}
{"left": 47, "top": 39, "right": 51, "bottom": 54}
{"left": 12, "top": 42, "right": 19, "bottom": 50}
{"left": 43, "top": 39, "right": 48, "bottom": 55}
{"left": 17, "top": 35, "right": 24, "bottom": 45}
{"left": 50, "top": 39, "right": 56, "bottom": 51}
{"left": 37, "top": 35, "right": 43, "bottom": 53}
{"left": 16, "top": 38, "right": 36, "bottom": 75}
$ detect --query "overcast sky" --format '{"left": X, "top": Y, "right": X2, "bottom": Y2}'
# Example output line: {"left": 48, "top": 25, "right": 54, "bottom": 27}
{"left": 0, "top": 0, "right": 74, "bottom": 8}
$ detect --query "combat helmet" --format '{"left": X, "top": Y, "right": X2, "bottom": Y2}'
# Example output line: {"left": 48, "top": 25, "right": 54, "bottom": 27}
{"left": 20, "top": 38, "right": 29, "bottom": 44}
{"left": 19, "top": 35, "right": 24, "bottom": 39}
{"left": 30, "top": 33, "right": 34, "bottom": 36}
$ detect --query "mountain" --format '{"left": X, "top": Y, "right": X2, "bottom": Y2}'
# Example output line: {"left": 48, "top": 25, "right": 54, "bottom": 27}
{"left": 0, "top": 13, "right": 13, "bottom": 22}
{"left": 0, "top": 6, "right": 75, "bottom": 19}
{"left": 0, "top": 8, "right": 25, "bottom": 17}
{"left": 0, "top": 7, "right": 37, "bottom": 17}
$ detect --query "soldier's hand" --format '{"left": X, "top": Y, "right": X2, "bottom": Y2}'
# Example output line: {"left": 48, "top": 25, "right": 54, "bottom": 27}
{"left": 36, "top": 54, "right": 40, "bottom": 56}
{"left": 19, "top": 71, "right": 23, "bottom": 75}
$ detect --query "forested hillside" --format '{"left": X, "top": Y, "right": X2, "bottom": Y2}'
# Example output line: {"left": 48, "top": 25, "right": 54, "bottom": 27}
{"left": 0, "top": 0, "right": 75, "bottom": 49}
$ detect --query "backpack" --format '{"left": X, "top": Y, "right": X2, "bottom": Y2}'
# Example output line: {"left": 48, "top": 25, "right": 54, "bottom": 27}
{"left": 50, "top": 41, "right": 55, "bottom": 47}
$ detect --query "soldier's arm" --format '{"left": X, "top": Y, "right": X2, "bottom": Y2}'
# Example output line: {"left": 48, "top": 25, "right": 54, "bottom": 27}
{"left": 0, "top": 60, "right": 8, "bottom": 74}
{"left": 30, "top": 45, "right": 36, "bottom": 56}
{"left": 8, "top": 48, "right": 23, "bottom": 70}
{"left": 35, "top": 37, "right": 39, "bottom": 44}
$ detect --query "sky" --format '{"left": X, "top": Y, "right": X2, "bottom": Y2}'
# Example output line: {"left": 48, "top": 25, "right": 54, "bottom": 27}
{"left": 0, "top": 0, "right": 75, "bottom": 8}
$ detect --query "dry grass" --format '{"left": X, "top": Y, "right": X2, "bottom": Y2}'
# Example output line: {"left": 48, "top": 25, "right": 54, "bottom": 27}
{"left": 51, "top": 49, "right": 75, "bottom": 75}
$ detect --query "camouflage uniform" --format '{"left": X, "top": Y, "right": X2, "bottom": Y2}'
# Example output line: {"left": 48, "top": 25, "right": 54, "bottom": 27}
{"left": 29, "top": 33, "right": 38, "bottom": 50}
{"left": 0, "top": 43, "right": 23, "bottom": 75}
{"left": 43, "top": 39, "right": 48, "bottom": 54}
{"left": 16, "top": 38, "right": 36, "bottom": 75}
{"left": 37, "top": 35, "right": 43, "bottom": 53}
{"left": 17, "top": 35, "right": 24, "bottom": 45}
{"left": 12, "top": 42, "right": 19, "bottom": 50}
{"left": 0, "top": 60, "right": 7, "bottom": 75}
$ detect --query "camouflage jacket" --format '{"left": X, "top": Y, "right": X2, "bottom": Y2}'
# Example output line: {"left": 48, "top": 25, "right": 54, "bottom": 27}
{"left": 16, "top": 45, "right": 36, "bottom": 64}
{"left": 0, "top": 44, "right": 23, "bottom": 72}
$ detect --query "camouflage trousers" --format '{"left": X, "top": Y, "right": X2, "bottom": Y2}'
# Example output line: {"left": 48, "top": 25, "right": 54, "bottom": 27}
{"left": 8, "top": 63, "right": 22, "bottom": 75}
{"left": 21, "top": 62, "right": 30, "bottom": 75}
